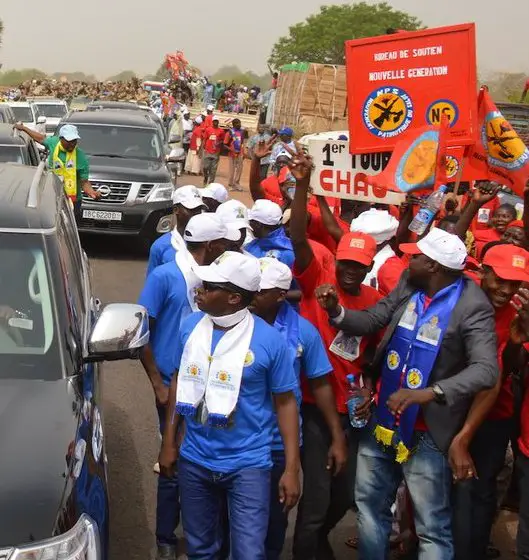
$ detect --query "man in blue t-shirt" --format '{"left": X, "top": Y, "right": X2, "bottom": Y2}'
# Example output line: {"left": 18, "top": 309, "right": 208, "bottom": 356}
{"left": 139, "top": 215, "right": 239, "bottom": 560}
{"left": 245, "top": 199, "right": 294, "bottom": 268}
{"left": 250, "top": 258, "right": 347, "bottom": 559}
{"left": 159, "top": 252, "right": 301, "bottom": 560}
{"left": 146, "top": 185, "right": 206, "bottom": 276}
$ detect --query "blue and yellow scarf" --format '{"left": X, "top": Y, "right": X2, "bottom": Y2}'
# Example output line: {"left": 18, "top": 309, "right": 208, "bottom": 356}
{"left": 375, "top": 278, "right": 464, "bottom": 462}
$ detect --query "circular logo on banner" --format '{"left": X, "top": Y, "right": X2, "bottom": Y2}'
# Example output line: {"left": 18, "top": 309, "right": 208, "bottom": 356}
{"left": 426, "top": 99, "right": 459, "bottom": 128}
{"left": 363, "top": 87, "right": 413, "bottom": 138}
{"left": 482, "top": 111, "right": 529, "bottom": 170}
{"left": 395, "top": 130, "right": 438, "bottom": 191}
{"left": 445, "top": 154, "right": 460, "bottom": 179}
{"left": 406, "top": 368, "right": 423, "bottom": 389}
{"left": 387, "top": 350, "right": 401, "bottom": 371}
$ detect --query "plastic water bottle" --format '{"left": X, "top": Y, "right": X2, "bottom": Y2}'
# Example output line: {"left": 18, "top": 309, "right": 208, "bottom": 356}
{"left": 408, "top": 185, "right": 449, "bottom": 235}
{"left": 346, "top": 374, "right": 367, "bottom": 428}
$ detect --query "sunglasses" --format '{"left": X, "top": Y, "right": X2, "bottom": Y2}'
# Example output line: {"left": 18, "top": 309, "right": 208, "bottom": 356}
{"left": 202, "top": 281, "right": 238, "bottom": 294}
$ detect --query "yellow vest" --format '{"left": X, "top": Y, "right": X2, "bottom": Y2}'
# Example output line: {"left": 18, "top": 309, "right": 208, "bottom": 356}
{"left": 52, "top": 142, "right": 78, "bottom": 201}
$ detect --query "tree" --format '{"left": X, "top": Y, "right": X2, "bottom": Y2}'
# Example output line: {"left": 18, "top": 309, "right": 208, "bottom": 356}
{"left": 269, "top": 2, "right": 423, "bottom": 67}
{"left": 0, "top": 18, "right": 3, "bottom": 47}
{"left": 51, "top": 71, "right": 97, "bottom": 82}
{"left": 105, "top": 70, "right": 137, "bottom": 82}
{"left": 0, "top": 68, "right": 48, "bottom": 86}
{"left": 211, "top": 66, "right": 269, "bottom": 89}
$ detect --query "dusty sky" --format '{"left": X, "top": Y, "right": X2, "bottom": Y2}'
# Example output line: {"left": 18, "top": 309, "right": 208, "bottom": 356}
{"left": 1, "top": 0, "right": 527, "bottom": 78}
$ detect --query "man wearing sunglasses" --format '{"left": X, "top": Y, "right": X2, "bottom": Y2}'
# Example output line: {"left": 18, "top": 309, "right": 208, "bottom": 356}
{"left": 159, "top": 251, "right": 300, "bottom": 560}
{"left": 139, "top": 216, "right": 240, "bottom": 560}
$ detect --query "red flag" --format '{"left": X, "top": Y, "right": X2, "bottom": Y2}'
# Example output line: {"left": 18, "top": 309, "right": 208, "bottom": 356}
{"left": 465, "top": 88, "right": 529, "bottom": 196}
{"left": 368, "top": 118, "right": 449, "bottom": 193}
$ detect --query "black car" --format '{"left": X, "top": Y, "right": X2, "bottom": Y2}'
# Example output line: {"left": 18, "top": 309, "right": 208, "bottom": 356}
{"left": 85, "top": 100, "right": 142, "bottom": 112}
{"left": 0, "top": 162, "right": 149, "bottom": 559}
{"left": 0, "top": 124, "right": 41, "bottom": 165}
{"left": 58, "top": 110, "right": 174, "bottom": 245}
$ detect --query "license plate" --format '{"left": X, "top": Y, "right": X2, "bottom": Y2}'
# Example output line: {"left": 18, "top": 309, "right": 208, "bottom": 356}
{"left": 82, "top": 210, "right": 122, "bottom": 221}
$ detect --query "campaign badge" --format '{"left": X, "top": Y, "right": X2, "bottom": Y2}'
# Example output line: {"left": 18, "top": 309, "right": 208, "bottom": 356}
{"left": 445, "top": 155, "right": 460, "bottom": 179}
{"left": 387, "top": 350, "right": 400, "bottom": 371}
{"left": 406, "top": 368, "right": 423, "bottom": 389}
{"left": 363, "top": 87, "right": 413, "bottom": 138}
{"left": 482, "top": 111, "right": 529, "bottom": 170}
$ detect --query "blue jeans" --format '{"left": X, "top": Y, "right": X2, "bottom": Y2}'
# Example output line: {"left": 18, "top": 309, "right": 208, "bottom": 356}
{"left": 179, "top": 456, "right": 271, "bottom": 560}
{"left": 266, "top": 450, "right": 288, "bottom": 560}
{"left": 156, "top": 405, "right": 180, "bottom": 547}
{"left": 355, "top": 428, "right": 453, "bottom": 560}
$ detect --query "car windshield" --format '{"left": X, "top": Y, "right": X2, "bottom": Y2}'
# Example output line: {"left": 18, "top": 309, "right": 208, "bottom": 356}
{"left": 11, "top": 106, "right": 33, "bottom": 122}
{"left": 74, "top": 124, "right": 163, "bottom": 160}
{"left": 0, "top": 145, "right": 28, "bottom": 165}
{"left": 0, "top": 234, "right": 60, "bottom": 380}
{"left": 35, "top": 104, "right": 67, "bottom": 118}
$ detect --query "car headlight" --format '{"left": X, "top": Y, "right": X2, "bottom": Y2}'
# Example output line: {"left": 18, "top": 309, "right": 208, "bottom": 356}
{"left": 9, "top": 514, "right": 100, "bottom": 560}
{"left": 146, "top": 183, "right": 174, "bottom": 203}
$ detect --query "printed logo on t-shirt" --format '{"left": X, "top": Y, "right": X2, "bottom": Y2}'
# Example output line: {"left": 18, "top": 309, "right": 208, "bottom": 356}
{"left": 477, "top": 208, "right": 491, "bottom": 223}
{"left": 244, "top": 350, "right": 255, "bottom": 367}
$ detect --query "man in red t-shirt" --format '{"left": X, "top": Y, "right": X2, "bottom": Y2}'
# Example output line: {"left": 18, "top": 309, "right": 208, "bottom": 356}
{"left": 202, "top": 116, "right": 224, "bottom": 186}
{"left": 449, "top": 244, "right": 529, "bottom": 559}
{"left": 289, "top": 171, "right": 381, "bottom": 559}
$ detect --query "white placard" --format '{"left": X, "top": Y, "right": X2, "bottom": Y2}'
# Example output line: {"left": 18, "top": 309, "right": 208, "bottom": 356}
{"left": 308, "top": 139, "right": 405, "bottom": 205}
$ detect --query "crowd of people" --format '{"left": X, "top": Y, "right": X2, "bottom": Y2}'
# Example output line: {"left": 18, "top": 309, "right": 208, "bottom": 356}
{"left": 131, "top": 124, "right": 529, "bottom": 560}
{"left": 16, "top": 92, "right": 529, "bottom": 559}
{"left": 3, "top": 77, "right": 151, "bottom": 103}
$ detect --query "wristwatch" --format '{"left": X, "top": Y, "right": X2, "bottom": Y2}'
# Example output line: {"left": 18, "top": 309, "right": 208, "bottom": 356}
{"left": 432, "top": 384, "right": 447, "bottom": 405}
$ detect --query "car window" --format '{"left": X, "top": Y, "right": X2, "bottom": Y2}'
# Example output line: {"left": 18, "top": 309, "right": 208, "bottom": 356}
{"left": 0, "top": 233, "right": 61, "bottom": 379}
{"left": 0, "top": 145, "right": 29, "bottom": 164}
{"left": 34, "top": 104, "right": 67, "bottom": 118}
{"left": 74, "top": 124, "right": 163, "bottom": 160}
{"left": 57, "top": 215, "right": 86, "bottom": 318}
{"left": 11, "top": 106, "right": 34, "bottom": 122}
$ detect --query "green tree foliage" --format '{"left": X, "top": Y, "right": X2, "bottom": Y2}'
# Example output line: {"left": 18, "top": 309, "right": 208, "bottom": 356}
{"left": 0, "top": 18, "right": 3, "bottom": 47}
{"left": 211, "top": 65, "right": 269, "bottom": 90}
{"left": 0, "top": 68, "right": 48, "bottom": 86}
{"left": 105, "top": 70, "right": 137, "bottom": 82}
{"left": 484, "top": 72, "right": 528, "bottom": 103}
{"left": 51, "top": 71, "right": 97, "bottom": 82}
{"left": 269, "top": 2, "right": 422, "bottom": 67}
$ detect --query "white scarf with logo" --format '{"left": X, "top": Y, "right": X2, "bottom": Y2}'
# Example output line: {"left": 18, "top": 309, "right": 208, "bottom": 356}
{"left": 363, "top": 244, "right": 396, "bottom": 290}
{"left": 176, "top": 309, "right": 254, "bottom": 427}
{"left": 175, "top": 249, "right": 200, "bottom": 312}
{"left": 171, "top": 227, "right": 186, "bottom": 252}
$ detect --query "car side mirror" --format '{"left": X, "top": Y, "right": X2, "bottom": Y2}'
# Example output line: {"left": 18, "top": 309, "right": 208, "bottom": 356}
{"left": 37, "top": 116, "right": 47, "bottom": 124}
{"left": 169, "top": 134, "right": 181, "bottom": 144}
{"left": 84, "top": 303, "right": 149, "bottom": 363}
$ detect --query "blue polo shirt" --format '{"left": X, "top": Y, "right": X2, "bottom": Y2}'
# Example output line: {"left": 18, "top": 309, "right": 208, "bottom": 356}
{"left": 245, "top": 227, "right": 295, "bottom": 269}
{"left": 146, "top": 232, "right": 178, "bottom": 276}
{"left": 173, "top": 312, "right": 298, "bottom": 472}
{"left": 138, "top": 260, "right": 192, "bottom": 385}
{"left": 271, "top": 305, "right": 332, "bottom": 450}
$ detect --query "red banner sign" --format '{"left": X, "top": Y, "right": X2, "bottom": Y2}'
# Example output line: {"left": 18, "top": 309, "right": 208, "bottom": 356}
{"left": 345, "top": 24, "right": 477, "bottom": 154}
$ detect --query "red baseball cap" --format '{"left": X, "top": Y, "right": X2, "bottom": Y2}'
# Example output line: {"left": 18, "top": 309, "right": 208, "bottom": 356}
{"left": 483, "top": 244, "right": 529, "bottom": 282}
{"left": 336, "top": 232, "right": 376, "bottom": 266}
{"left": 507, "top": 220, "right": 524, "bottom": 229}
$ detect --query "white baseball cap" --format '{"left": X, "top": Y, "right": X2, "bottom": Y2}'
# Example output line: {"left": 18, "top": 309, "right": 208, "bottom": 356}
{"left": 195, "top": 251, "right": 261, "bottom": 292}
{"left": 202, "top": 183, "right": 229, "bottom": 203}
{"left": 212, "top": 115, "right": 220, "bottom": 122}
{"left": 184, "top": 213, "right": 241, "bottom": 243}
{"left": 207, "top": 104, "right": 215, "bottom": 111}
{"left": 172, "top": 185, "right": 206, "bottom": 210}
{"left": 259, "top": 257, "right": 292, "bottom": 290}
{"left": 350, "top": 208, "right": 399, "bottom": 245}
{"left": 216, "top": 199, "right": 250, "bottom": 229}
{"left": 59, "top": 124, "right": 81, "bottom": 141}
{"left": 248, "top": 199, "right": 283, "bottom": 226}
{"left": 400, "top": 227, "right": 467, "bottom": 270}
